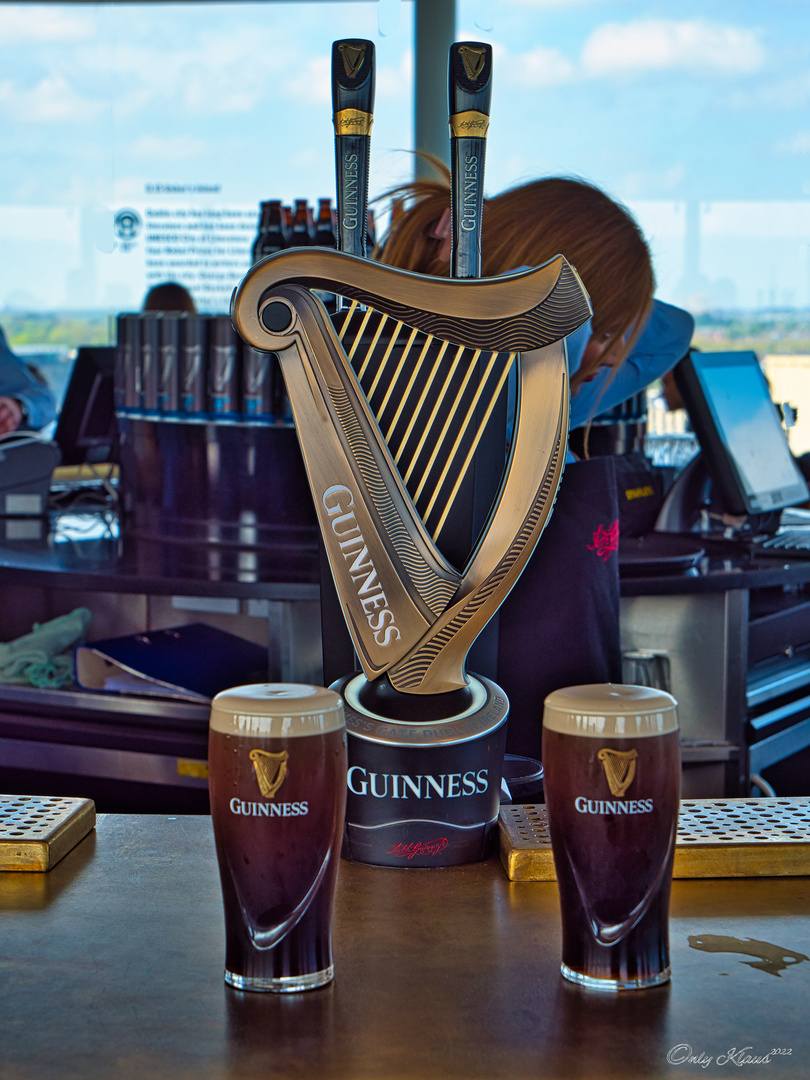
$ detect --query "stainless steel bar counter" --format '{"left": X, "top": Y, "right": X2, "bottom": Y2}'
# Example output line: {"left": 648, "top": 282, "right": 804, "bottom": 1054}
{"left": 1, "top": 814, "right": 808, "bottom": 1079}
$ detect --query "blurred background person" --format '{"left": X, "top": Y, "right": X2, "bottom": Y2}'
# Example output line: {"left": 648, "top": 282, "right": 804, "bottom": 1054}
{"left": 142, "top": 281, "right": 196, "bottom": 314}
{"left": 0, "top": 324, "right": 57, "bottom": 435}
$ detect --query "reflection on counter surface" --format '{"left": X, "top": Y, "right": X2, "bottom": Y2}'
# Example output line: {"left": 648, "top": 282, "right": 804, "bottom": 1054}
{"left": 0, "top": 505, "right": 319, "bottom": 586}
{"left": 1, "top": 815, "right": 808, "bottom": 1080}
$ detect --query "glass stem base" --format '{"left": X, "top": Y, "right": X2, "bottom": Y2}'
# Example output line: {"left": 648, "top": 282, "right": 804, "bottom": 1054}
{"left": 225, "top": 964, "right": 334, "bottom": 994}
{"left": 561, "top": 962, "right": 671, "bottom": 992}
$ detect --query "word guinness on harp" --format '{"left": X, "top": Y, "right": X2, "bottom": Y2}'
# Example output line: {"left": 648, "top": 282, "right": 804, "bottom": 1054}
{"left": 323, "top": 485, "right": 401, "bottom": 647}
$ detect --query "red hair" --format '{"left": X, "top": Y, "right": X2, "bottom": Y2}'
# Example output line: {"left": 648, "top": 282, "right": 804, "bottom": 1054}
{"left": 378, "top": 170, "right": 655, "bottom": 385}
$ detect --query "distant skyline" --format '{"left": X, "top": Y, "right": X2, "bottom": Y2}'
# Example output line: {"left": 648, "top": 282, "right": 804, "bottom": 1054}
{"left": 0, "top": 0, "right": 809, "bottom": 312}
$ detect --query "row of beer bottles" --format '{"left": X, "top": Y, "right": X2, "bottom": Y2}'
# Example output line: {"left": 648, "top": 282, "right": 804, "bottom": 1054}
{"left": 115, "top": 312, "right": 291, "bottom": 424}
{"left": 252, "top": 198, "right": 377, "bottom": 263}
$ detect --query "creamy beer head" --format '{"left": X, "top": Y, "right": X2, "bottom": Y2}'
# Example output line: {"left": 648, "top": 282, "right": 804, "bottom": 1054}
{"left": 543, "top": 683, "right": 678, "bottom": 739}
{"left": 210, "top": 683, "right": 345, "bottom": 738}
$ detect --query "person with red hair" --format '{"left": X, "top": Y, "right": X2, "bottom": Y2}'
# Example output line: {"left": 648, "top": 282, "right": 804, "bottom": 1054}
{"left": 376, "top": 163, "right": 694, "bottom": 757}
{"left": 377, "top": 163, "right": 693, "bottom": 438}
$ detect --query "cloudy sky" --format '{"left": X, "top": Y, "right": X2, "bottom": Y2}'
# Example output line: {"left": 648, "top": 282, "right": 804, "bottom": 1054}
{"left": 1, "top": 0, "right": 809, "bottom": 310}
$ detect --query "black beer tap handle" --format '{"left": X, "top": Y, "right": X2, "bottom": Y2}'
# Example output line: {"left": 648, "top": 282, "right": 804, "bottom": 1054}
{"left": 332, "top": 39, "right": 375, "bottom": 260}
{"left": 448, "top": 42, "right": 493, "bottom": 280}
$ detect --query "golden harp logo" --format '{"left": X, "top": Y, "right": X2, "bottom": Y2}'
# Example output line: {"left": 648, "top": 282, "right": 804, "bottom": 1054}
{"left": 597, "top": 748, "right": 638, "bottom": 798}
{"left": 339, "top": 42, "right": 365, "bottom": 78}
{"left": 459, "top": 45, "right": 486, "bottom": 81}
{"left": 249, "top": 749, "right": 289, "bottom": 799}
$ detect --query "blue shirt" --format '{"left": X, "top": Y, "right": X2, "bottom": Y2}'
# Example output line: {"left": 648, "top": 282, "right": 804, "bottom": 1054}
{"left": 567, "top": 300, "right": 694, "bottom": 430}
{"left": 0, "top": 327, "right": 57, "bottom": 430}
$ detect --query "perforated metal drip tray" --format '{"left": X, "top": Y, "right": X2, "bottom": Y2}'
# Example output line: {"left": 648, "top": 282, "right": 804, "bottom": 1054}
{"left": 500, "top": 798, "right": 810, "bottom": 880}
{"left": 0, "top": 795, "right": 96, "bottom": 871}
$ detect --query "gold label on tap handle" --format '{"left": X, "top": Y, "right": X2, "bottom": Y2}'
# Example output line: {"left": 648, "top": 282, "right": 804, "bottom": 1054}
{"left": 449, "top": 111, "right": 490, "bottom": 138}
{"left": 334, "top": 109, "right": 373, "bottom": 136}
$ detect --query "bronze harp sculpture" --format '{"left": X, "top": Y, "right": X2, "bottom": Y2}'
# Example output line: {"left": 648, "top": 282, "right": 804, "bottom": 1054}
{"left": 231, "top": 41, "right": 591, "bottom": 867}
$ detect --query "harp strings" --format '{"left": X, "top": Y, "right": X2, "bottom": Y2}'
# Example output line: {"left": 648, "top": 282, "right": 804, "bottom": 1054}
{"left": 429, "top": 350, "right": 516, "bottom": 539}
{"left": 335, "top": 305, "right": 513, "bottom": 543}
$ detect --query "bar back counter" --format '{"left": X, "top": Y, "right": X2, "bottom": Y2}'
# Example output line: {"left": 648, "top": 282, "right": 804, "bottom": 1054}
{"left": 0, "top": 497, "right": 321, "bottom": 811}
{"left": 621, "top": 539, "right": 810, "bottom": 798}
{"left": 2, "top": 502, "right": 810, "bottom": 806}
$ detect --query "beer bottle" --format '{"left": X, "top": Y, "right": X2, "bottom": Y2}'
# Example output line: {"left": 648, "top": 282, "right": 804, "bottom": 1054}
{"left": 251, "top": 202, "right": 271, "bottom": 264}
{"left": 312, "top": 197, "right": 338, "bottom": 311}
{"left": 290, "top": 199, "right": 314, "bottom": 246}
{"left": 252, "top": 200, "right": 288, "bottom": 264}
{"left": 314, "top": 198, "right": 337, "bottom": 248}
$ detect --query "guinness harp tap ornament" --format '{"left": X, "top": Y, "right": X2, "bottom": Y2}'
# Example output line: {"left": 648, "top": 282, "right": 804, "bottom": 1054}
{"left": 231, "top": 41, "right": 591, "bottom": 866}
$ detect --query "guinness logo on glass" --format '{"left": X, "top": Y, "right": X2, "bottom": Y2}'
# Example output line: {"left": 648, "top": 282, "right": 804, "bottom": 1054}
{"left": 339, "top": 42, "right": 365, "bottom": 78}
{"left": 249, "top": 749, "right": 289, "bottom": 798}
{"left": 459, "top": 45, "right": 486, "bottom": 80}
{"left": 597, "top": 748, "right": 638, "bottom": 798}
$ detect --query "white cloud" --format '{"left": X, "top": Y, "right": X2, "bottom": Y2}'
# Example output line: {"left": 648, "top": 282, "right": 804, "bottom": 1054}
{"left": 504, "top": 0, "right": 599, "bottom": 6}
{"left": 701, "top": 201, "right": 810, "bottom": 238}
{"left": 0, "top": 74, "right": 102, "bottom": 123}
{"left": 729, "top": 70, "right": 810, "bottom": 111}
{"left": 0, "top": 5, "right": 95, "bottom": 45}
{"left": 127, "top": 135, "right": 209, "bottom": 163}
{"left": 287, "top": 56, "right": 332, "bottom": 107}
{"left": 619, "top": 165, "right": 687, "bottom": 199}
{"left": 504, "top": 44, "right": 575, "bottom": 88}
{"left": 96, "top": 26, "right": 292, "bottom": 119}
{"left": 376, "top": 48, "right": 413, "bottom": 100}
{"left": 581, "top": 18, "right": 765, "bottom": 78}
{"left": 775, "top": 131, "right": 810, "bottom": 156}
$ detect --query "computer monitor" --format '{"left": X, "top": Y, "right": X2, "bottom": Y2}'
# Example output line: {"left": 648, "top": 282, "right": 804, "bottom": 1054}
{"left": 53, "top": 347, "right": 118, "bottom": 466}
{"left": 673, "top": 350, "right": 808, "bottom": 518}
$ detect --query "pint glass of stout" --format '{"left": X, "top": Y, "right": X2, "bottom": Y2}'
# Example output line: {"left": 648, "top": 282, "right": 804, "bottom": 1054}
{"left": 542, "top": 683, "right": 680, "bottom": 992}
{"left": 209, "top": 683, "right": 347, "bottom": 993}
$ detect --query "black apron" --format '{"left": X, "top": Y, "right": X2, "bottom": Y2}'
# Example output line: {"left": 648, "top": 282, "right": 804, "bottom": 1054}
{"left": 496, "top": 456, "right": 622, "bottom": 759}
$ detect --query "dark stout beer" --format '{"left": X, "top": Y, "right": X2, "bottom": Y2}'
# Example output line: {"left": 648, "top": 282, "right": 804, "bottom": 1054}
{"left": 542, "top": 684, "right": 680, "bottom": 991}
{"left": 209, "top": 684, "right": 347, "bottom": 992}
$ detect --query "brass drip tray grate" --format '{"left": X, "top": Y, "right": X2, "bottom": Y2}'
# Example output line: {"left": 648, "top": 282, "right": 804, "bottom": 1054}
{"left": 500, "top": 798, "right": 810, "bottom": 880}
{"left": 0, "top": 795, "right": 96, "bottom": 871}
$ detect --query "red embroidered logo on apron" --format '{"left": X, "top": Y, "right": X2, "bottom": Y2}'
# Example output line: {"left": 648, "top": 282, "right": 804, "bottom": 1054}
{"left": 588, "top": 520, "right": 619, "bottom": 561}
